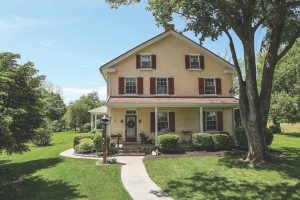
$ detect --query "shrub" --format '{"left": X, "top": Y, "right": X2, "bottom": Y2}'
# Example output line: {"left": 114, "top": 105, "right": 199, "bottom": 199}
{"left": 212, "top": 134, "right": 231, "bottom": 150}
{"left": 269, "top": 125, "right": 281, "bottom": 134}
{"left": 32, "top": 128, "right": 53, "bottom": 146}
{"left": 48, "top": 120, "right": 65, "bottom": 132}
{"left": 93, "top": 133, "right": 110, "bottom": 152}
{"left": 265, "top": 128, "right": 274, "bottom": 146}
{"left": 157, "top": 134, "right": 183, "bottom": 154}
{"left": 74, "top": 138, "right": 94, "bottom": 154}
{"left": 234, "top": 126, "right": 274, "bottom": 149}
{"left": 192, "top": 133, "right": 214, "bottom": 151}
{"left": 73, "top": 133, "right": 96, "bottom": 148}
{"left": 83, "top": 123, "right": 91, "bottom": 132}
{"left": 234, "top": 127, "right": 248, "bottom": 150}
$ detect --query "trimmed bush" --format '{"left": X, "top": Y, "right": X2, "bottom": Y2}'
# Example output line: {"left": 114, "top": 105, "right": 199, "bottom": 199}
{"left": 93, "top": 133, "right": 110, "bottom": 152}
{"left": 74, "top": 138, "right": 94, "bottom": 154}
{"left": 32, "top": 128, "right": 53, "bottom": 146}
{"left": 269, "top": 125, "right": 281, "bottom": 134}
{"left": 234, "top": 127, "right": 248, "bottom": 150}
{"left": 157, "top": 134, "right": 183, "bottom": 154}
{"left": 192, "top": 133, "right": 214, "bottom": 151}
{"left": 265, "top": 128, "right": 274, "bottom": 146}
{"left": 212, "top": 134, "right": 230, "bottom": 150}
{"left": 234, "top": 126, "right": 274, "bottom": 149}
{"left": 73, "top": 133, "right": 96, "bottom": 148}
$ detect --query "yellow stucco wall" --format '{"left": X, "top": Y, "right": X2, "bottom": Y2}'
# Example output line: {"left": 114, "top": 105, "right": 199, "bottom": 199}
{"left": 109, "top": 107, "right": 234, "bottom": 143}
{"left": 107, "top": 34, "right": 234, "bottom": 97}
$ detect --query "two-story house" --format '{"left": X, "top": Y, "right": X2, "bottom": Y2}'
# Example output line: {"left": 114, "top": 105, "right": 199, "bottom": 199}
{"left": 100, "top": 25, "right": 238, "bottom": 144}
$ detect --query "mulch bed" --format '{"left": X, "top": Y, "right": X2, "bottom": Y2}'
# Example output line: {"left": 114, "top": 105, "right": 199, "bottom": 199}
{"left": 143, "top": 150, "right": 243, "bottom": 161}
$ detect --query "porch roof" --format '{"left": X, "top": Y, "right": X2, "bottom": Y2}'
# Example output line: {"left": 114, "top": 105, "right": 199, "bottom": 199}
{"left": 88, "top": 105, "right": 107, "bottom": 114}
{"left": 107, "top": 97, "right": 239, "bottom": 107}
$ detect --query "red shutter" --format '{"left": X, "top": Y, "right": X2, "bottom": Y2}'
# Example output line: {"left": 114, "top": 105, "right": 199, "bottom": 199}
{"left": 200, "top": 55, "right": 204, "bottom": 69}
{"left": 168, "top": 78, "right": 174, "bottom": 95}
{"left": 216, "top": 78, "right": 221, "bottom": 95}
{"left": 217, "top": 111, "right": 223, "bottom": 131}
{"left": 151, "top": 55, "right": 156, "bottom": 69}
{"left": 119, "top": 77, "right": 124, "bottom": 95}
{"left": 137, "top": 77, "right": 143, "bottom": 95}
{"left": 150, "top": 78, "right": 156, "bottom": 95}
{"left": 169, "top": 112, "right": 175, "bottom": 132}
{"left": 150, "top": 112, "right": 155, "bottom": 133}
{"left": 203, "top": 111, "right": 206, "bottom": 131}
{"left": 199, "top": 78, "right": 205, "bottom": 94}
{"left": 136, "top": 55, "right": 141, "bottom": 69}
{"left": 185, "top": 55, "right": 190, "bottom": 69}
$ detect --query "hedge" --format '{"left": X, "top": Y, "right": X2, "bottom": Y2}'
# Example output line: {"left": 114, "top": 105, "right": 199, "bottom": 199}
{"left": 73, "top": 133, "right": 96, "bottom": 148}
{"left": 74, "top": 138, "right": 94, "bottom": 154}
{"left": 212, "top": 134, "right": 231, "bottom": 150}
{"left": 192, "top": 133, "right": 214, "bottom": 151}
{"left": 157, "top": 134, "right": 183, "bottom": 154}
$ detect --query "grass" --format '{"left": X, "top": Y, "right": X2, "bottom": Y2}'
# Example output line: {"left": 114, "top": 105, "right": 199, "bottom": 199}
{"left": 0, "top": 131, "right": 131, "bottom": 200}
{"left": 145, "top": 124, "right": 300, "bottom": 200}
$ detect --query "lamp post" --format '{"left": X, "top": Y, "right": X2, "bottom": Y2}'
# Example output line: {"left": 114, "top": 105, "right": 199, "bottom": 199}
{"left": 101, "top": 115, "right": 111, "bottom": 164}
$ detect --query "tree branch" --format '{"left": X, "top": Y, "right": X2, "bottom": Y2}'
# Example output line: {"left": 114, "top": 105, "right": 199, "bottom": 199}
{"left": 277, "top": 27, "right": 300, "bottom": 62}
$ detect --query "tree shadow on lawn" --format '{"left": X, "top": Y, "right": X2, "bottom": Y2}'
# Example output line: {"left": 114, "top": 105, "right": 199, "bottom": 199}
{"left": 165, "top": 171, "right": 300, "bottom": 200}
{"left": 0, "top": 158, "right": 85, "bottom": 200}
{"left": 218, "top": 147, "right": 300, "bottom": 180}
{"left": 281, "top": 132, "right": 300, "bottom": 137}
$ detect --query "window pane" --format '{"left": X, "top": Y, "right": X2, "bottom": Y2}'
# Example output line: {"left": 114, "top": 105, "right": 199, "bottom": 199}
{"left": 206, "top": 112, "right": 217, "bottom": 130}
{"left": 125, "top": 78, "right": 136, "bottom": 94}
{"left": 158, "top": 112, "right": 168, "bottom": 132}
{"left": 190, "top": 55, "right": 200, "bottom": 69}
{"left": 141, "top": 55, "right": 151, "bottom": 68}
{"left": 205, "top": 78, "right": 216, "bottom": 94}
{"left": 157, "top": 78, "right": 168, "bottom": 94}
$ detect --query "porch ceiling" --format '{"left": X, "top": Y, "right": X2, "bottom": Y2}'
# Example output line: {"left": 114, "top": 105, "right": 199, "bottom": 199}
{"left": 107, "top": 97, "right": 239, "bottom": 108}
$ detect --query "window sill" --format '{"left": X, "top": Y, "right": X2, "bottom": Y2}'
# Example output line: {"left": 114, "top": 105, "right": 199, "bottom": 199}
{"left": 202, "top": 94, "right": 218, "bottom": 97}
{"left": 187, "top": 68, "right": 203, "bottom": 71}
{"left": 139, "top": 68, "right": 154, "bottom": 71}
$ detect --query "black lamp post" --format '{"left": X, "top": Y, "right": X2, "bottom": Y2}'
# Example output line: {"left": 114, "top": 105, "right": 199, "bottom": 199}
{"left": 101, "top": 115, "right": 111, "bottom": 164}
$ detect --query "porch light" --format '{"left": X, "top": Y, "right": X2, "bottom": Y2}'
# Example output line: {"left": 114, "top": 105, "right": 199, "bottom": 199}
{"left": 101, "top": 115, "right": 111, "bottom": 164}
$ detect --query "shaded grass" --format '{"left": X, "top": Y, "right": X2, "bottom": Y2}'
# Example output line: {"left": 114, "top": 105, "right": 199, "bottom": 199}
{"left": 0, "top": 132, "right": 131, "bottom": 200}
{"left": 145, "top": 131, "right": 300, "bottom": 200}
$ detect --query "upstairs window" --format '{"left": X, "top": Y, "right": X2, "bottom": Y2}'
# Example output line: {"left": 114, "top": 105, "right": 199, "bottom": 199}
{"left": 156, "top": 78, "right": 168, "bottom": 95}
{"left": 125, "top": 77, "right": 136, "bottom": 94}
{"left": 141, "top": 55, "right": 152, "bottom": 68}
{"left": 205, "top": 78, "right": 216, "bottom": 94}
{"left": 190, "top": 55, "right": 200, "bottom": 69}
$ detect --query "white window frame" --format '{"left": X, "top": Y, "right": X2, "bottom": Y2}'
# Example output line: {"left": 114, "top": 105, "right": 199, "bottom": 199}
{"left": 206, "top": 111, "right": 218, "bottom": 131}
{"left": 140, "top": 54, "right": 152, "bottom": 69}
{"left": 156, "top": 77, "right": 169, "bottom": 95}
{"left": 157, "top": 111, "right": 169, "bottom": 132}
{"left": 204, "top": 78, "right": 216, "bottom": 95}
{"left": 124, "top": 77, "right": 137, "bottom": 95}
{"left": 189, "top": 55, "right": 200, "bottom": 69}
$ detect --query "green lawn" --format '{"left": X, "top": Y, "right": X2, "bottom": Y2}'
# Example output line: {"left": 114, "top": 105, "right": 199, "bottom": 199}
{"left": 145, "top": 130, "right": 300, "bottom": 200}
{"left": 0, "top": 131, "right": 131, "bottom": 200}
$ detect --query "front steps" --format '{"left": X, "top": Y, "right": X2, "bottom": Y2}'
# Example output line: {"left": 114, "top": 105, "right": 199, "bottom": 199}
{"left": 116, "top": 144, "right": 155, "bottom": 156}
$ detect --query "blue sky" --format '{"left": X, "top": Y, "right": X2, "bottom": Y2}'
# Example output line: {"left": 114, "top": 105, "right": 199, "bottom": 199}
{"left": 0, "top": 0, "right": 265, "bottom": 103}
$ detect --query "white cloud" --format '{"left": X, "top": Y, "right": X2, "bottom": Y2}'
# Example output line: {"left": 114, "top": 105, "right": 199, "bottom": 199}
{"left": 62, "top": 86, "right": 107, "bottom": 104}
{"left": 0, "top": 15, "right": 44, "bottom": 31}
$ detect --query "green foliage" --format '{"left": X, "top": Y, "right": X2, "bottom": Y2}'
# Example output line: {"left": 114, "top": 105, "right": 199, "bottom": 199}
{"left": 269, "top": 125, "right": 281, "bottom": 134}
{"left": 48, "top": 119, "right": 66, "bottom": 132}
{"left": 74, "top": 138, "right": 95, "bottom": 154}
{"left": 64, "top": 92, "right": 103, "bottom": 130}
{"left": 82, "top": 123, "right": 91, "bottom": 133}
{"left": 265, "top": 128, "right": 274, "bottom": 146}
{"left": 157, "top": 134, "right": 183, "bottom": 154}
{"left": 42, "top": 91, "right": 66, "bottom": 122}
{"left": 32, "top": 128, "right": 53, "bottom": 146}
{"left": 0, "top": 52, "right": 45, "bottom": 154}
{"left": 234, "top": 127, "right": 248, "bottom": 150}
{"left": 93, "top": 134, "right": 103, "bottom": 152}
{"left": 73, "top": 133, "right": 96, "bottom": 148}
{"left": 212, "top": 134, "right": 231, "bottom": 150}
{"left": 192, "top": 133, "right": 214, "bottom": 151}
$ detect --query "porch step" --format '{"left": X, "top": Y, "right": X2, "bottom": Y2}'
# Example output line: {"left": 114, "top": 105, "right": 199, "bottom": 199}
{"left": 116, "top": 144, "right": 155, "bottom": 155}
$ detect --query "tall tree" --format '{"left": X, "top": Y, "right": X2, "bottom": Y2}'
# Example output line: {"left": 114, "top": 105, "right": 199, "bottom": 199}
{"left": 0, "top": 52, "right": 45, "bottom": 154}
{"left": 106, "top": 0, "right": 300, "bottom": 163}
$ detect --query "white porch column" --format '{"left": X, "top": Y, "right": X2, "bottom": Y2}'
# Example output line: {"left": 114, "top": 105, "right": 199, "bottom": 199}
{"left": 155, "top": 106, "right": 158, "bottom": 145}
{"left": 94, "top": 114, "right": 97, "bottom": 130}
{"left": 199, "top": 107, "right": 203, "bottom": 132}
{"left": 91, "top": 114, "right": 94, "bottom": 131}
{"left": 108, "top": 108, "right": 111, "bottom": 136}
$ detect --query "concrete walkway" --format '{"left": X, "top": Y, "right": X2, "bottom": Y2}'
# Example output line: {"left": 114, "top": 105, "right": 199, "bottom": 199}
{"left": 118, "top": 156, "right": 174, "bottom": 200}
{"left": 60, "top": 149, "right": 173, "bottom": 200}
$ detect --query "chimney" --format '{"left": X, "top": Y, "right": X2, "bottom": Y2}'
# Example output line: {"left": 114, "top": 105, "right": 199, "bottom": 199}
{"left": 164, "top": 24, "right": 175, "bottom": 32}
